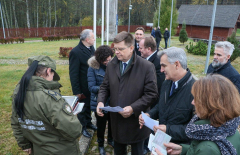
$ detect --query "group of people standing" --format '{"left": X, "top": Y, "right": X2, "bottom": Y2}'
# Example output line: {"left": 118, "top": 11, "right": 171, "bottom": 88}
{"left": 11, "top": 27, "right": 240, "bottom": 155}
{"left": 151, "top": 27, "right": 170, "bottom": 49}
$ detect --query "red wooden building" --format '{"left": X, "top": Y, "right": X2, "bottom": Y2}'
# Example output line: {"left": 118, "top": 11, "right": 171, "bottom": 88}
{"left": 177, "top": 5, "right": 240, "bottom": 41}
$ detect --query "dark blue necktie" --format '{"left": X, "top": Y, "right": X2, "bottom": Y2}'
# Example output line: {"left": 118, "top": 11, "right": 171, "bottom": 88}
{"left": 122, "top": 63, "right": 127, "bottom": 74}
{"left": 169, "top": 82, "right": 176, "bottom": 96}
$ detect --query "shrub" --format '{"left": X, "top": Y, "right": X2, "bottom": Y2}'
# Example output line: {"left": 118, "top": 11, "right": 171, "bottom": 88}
{"left": 19, "top": 37, "right": 24, "bottom": 43}
{"left": 227, "top": 32, "right": 240, "bottom": 62}
{"left": 14, "top": 37, "right": 19, "bottom": 43}
{"left": 186, "top": 41, "right": 214, "bottom": 55}
{"left": 4, "top": 38, "right": 9, "bottom": 44}
{"left": 59, "top": 47, "right": 73, "bottom": 57}
{"left": 42, "top": 35, "right": 48, "bottom": 41}
{"left": 8, "top": 37, "right": 14, "bottom": 44}
{"left": 0, "top": 38, "right": 4, "bottom": 44}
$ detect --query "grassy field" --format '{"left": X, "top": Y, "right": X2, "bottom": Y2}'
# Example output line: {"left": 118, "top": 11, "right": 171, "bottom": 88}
{"left": 0, "top": 36, "right": 240, "bottom": 154}
{"left": 236, "top": 28, "right": 240, "bottom": 37}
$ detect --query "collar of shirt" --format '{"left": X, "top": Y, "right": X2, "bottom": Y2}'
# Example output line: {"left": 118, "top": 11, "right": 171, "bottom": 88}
{"left": 146, "top": 50, "right": 157, "bottom": 60}
{"left": 121, "top": 58, "right": 131, "bottom": 66}
{"left": 174, "top": 80, "right": 179, "bottom": 89}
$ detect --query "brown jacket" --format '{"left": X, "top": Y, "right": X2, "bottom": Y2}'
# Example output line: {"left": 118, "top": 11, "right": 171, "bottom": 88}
{"left": 98, "top": 52, "right": 158, "bottom": 144}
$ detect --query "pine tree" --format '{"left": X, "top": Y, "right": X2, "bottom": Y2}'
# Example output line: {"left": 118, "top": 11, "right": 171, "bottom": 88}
{"left": 179, "top": 22, "right": 188, "bottom": 45}
{"left": 227, "top": 32, "right": 240, "bottom": 62}
{"left": 153, "top": 0, "right": 178, "bottom": 35}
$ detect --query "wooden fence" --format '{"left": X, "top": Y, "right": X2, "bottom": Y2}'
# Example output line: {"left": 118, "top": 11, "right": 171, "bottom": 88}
{"left": 0, "top": 25, "right": 151, "bottom": 38}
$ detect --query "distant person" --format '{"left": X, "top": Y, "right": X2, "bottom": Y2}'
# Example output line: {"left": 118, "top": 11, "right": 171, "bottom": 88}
{"left": 151, "top": 27, "right": 156, "bottom": 38}
{"left": 138, "top": 36, "right": 165, "bottom": 154}
{"left": 139, "top": 47, "right": 195, "bottom": 144}
{"left": 207, "top": 41, "right": 240, "bottom": 93}
{"left": 97, "top": 31, "right": 158, "bottom": 155}
{"left": 155, "top": 74, "right": 240, "bottom": 155}
{"left": 164, "top": 28, "right": 170, "bottom": 49}
{"left": 155, "top": 27, "right": 162, "bottom": 51}
{"left": 87, "top": 45, "right": 114, "bottom": 155}
{"left": 69, "top": 29, "right": 97, "bottom": 138}
{"left": 11, "top": 56, "right": 82, "bottom": 155}
{"left": 134, "top": 27, "right": 145, "bottom": 56}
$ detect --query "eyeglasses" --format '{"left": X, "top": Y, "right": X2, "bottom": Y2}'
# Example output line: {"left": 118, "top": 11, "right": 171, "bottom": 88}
{"left": 112, "top": 45, "right": 131, "bottom": 52}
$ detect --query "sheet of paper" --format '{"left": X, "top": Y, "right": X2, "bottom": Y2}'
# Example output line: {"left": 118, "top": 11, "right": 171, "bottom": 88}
{"left": 99, "top": 106, "right": 124, "bottom": 112}
{"left": 141, "top": 111, "right": 159, "bottom": 131}
{"left": 151, "top": 130, "right": 172, "bottom": 155}
{"left": 73, "top": 102, "right": 85, "bottom": 115}
{"left": 148, "top": 133, "right": 155, "bottom": 151}
{"left": 62, "top": 96, "right": 78, "bottom": 107}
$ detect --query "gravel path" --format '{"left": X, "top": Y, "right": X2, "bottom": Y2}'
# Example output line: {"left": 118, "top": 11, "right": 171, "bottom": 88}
{"left": 0, "top": 59, "right": 69, "bottom": 65}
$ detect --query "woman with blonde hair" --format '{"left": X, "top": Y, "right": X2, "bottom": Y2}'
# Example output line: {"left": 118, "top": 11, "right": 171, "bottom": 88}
{"left": 155, "top": 74, "right": 240, "bottom": 155}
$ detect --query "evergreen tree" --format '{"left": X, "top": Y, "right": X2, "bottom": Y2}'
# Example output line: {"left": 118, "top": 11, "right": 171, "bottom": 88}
{"left": 227, "top": 32, "right": 240, "bottom": 62}
{"left": 153, "top": 0, "right": 178, "bottom": 35}
{"left": 179, "top": 22, "right": 188, "bottom": 44}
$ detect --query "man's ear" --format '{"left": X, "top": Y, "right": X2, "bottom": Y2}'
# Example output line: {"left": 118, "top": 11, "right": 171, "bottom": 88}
{"left": 227, "top": 54, "right": 231, "bottom": 60}
{"left": 130, "top": 45, "right": 134, "bottom": 52}
{"left": 175, "top": 61, "right": 181, "bottom": 69}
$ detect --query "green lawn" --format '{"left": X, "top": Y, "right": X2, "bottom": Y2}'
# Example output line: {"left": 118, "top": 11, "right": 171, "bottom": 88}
{"left": 237, "top": 28, "right": 240, "bottom": 37}
{"left": 0, "top": 36, "right": 239, "bottom": 154}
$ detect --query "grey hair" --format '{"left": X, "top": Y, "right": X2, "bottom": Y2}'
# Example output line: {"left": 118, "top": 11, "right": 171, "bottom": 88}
{"left": 80, "top": 29, "right": 93, "bottom": 41}
{"left": 157, "top": 47, "right": 187, "bottom": 69}
{"left": 215, "top": 41, "right": 235, "bottom": 56}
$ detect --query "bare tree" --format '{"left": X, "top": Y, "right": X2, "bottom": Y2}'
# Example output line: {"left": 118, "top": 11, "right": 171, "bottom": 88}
{"left": 49, "top": 0, "right": 51, "bottom": 27}
{"left": 26, "top": 0, "right": 30, "bottom": 29}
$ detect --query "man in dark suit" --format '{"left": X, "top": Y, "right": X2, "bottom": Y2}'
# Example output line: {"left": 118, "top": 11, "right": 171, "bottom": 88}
{"left": 155, "top": 27, "right": 162, "bottom": 51}
{"left": 134, "top": 27, "right": 145, "bottom": 56}
{"left": 164, "top": 28, "right": 170, "bottom": 49}
{"left": 97, "top": 31, "right": 158, "bottom": 155}
{"left": 69, "top": 29, "right": 97, "bottom": 138}
{"left": 207, "top": 41, "right": 240, "bottom": 93}
{"left": 139, "top": 36, "right": 165, "bottom": 154}
{"left": 139, "top": 47, "right": 195, "bottom": 145}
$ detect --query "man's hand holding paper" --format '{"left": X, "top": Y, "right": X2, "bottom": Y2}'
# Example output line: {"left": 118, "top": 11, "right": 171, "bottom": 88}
{"left": 140, "top": 111, "right": 159, "bottom": 131}
{"left": 119, "top": 106, "right": 133, "bottom": 118}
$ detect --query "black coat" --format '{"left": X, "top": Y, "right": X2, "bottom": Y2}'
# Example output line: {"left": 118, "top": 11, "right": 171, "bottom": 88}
{"left": 148, "top": 51, "right": 165, "bottom": 108}
{"left": 98, "top": 53, "right": 158, "bottom": 144}
{"left": 164, "top": 30, "right": 170, "bottom": 39}
{"left": 207, "top": 60, "right": 240, "bottom": 93}
{"left": 155, "top": 29, "right": 162, "bottom": 42}
{"left": 134, "top": 39, "right": 141, "bottom": 56}
{"left": 69, "top": 41, "right": 95, "bottom": 97}
{"left": 148, "top": 69, "right": 195, "bottom": 144}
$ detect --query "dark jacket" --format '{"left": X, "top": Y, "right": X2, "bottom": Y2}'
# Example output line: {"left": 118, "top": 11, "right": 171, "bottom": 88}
{"left": 207, "top": 60, "right": 240, "bottom": 93}
{"left": 155, "top": 29, "right": 162, "bottom": 42}
{"left": 69, "top": 41, "right": 95, "bottom": 97}
{"left": 164, "top": 30, "right": 170, "bottom": 39}
{"left": 97, "top": 53, "right": 158, "bottom": 144}
{"left": 148, "top": 69, "right": 195, "bottom": 144}
{"left": 11, "top": 76, "right": 82, "bottom": 155}
{"left": 148, "top": 51, "right": 165, "bottom": 108}
{"left": 134, "top": 39, "right": 141, "bottom": 56}
{"left": 151, "top": 29, "right": 155, "bottom": 38}
{"left": 87, "top": 56, "right": 109, "bottom": 112}
{"left": 180, "top": 119, "right": 240, "bottom": 155}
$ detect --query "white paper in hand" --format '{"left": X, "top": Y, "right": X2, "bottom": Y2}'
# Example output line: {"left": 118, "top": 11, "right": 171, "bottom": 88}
{"left": 151, "top": 130, "right": 172, "bottom": 155}
{"left": 99, "top": 106, "right": 123, "bottom": 112}
{"left": 141, "top": 111, "right": 159, "bottom": 131}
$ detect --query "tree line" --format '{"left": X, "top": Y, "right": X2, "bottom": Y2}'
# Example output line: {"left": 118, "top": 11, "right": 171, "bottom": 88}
{"left": 0, "top": 0, "right": 239, "bottom": 29}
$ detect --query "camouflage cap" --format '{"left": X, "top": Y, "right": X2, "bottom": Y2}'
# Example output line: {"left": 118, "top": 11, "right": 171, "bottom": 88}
{"left": 28, "top": 55, "right": 60, "bottom": 81}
